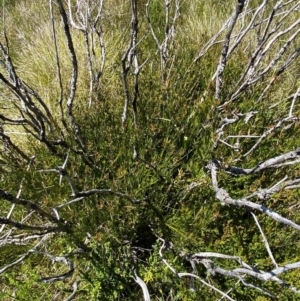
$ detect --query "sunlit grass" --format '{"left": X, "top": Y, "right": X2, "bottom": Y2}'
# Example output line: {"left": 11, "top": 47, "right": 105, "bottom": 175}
{"left": 1, "top": 0, "right": 300, "bottom": 300}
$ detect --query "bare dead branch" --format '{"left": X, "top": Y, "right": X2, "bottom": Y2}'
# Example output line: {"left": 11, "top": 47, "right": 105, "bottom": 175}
{"left": 37, "top": 151, "right": 78, "bottom": 196}
{"left": 146, "top": 0, "right": 180, "bottom": 82}
{"left": 191, "top": 252, "right": 300, "bottom": 294}
{"left": 157, "top": 238, "right": 236, "bottom": 301}
{"left": 0, "top": 234, "right": 48, "bottom": 246}
{"left": 49, "top": 0, "right": 66, "bottom": 131}
{"left": 64, "top": 281, "right": 79, "bottom": 301}
{"left": 0, "top": 189, "right": 61, "bottom": 223}
{"left": 225, "top": 148, "right": 300, "bottom": 174}
{"left": 0, "top": 156, "right": 35, "bottom": 234}
{"left": 67, "top": 0, "right": 105, "bottom": 107}
{"left": 0, "top": 123, "right": 30, "bottom": 160}
{"left": 0, "top": 234, "right": 50, "bottom": 274}
{"left": 37, "top": 251, "right": 74, "bottom": 283}
{"left": 133, "top": 270, "right": 151, "bottom": 301}
{"left": 56, "top": 0, "right": 85, "bottom": 150}
{"left": 251, "top": 212, "right": 278, "bottom": 268}
{"left": 215, "top": 0, "right": 246, "bottom": 100}
{"left": 194, "top": 18, "right": 231, "bottom": 62}
{"left": 230, "top": 15, "right": 300, "bottom": 102}
{"left": 208, "top": 159, "right": 300, "bottom": 231}
{"left": 121, "top": 0, "right": 139, "bottom": 127}
{"left": 0, "top": 217, "right": 62, "bottom": 232}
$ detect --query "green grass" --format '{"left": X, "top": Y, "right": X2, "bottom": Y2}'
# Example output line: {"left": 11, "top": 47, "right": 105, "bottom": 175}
{"left": 0, "top": 0, "right": 300, "bottom": 300}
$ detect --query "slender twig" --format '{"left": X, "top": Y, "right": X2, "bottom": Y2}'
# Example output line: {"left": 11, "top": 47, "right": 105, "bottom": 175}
{"left": 0, "top": 156, "right": 35, "bottom": 234}
{"left": 251, "top": 212, "right": 278, "bottom": 268}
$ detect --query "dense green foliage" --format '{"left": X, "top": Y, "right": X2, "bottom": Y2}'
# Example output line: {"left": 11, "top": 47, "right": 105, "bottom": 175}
{"left": 1, "top": 0, "right": 300, "bottom": 300}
